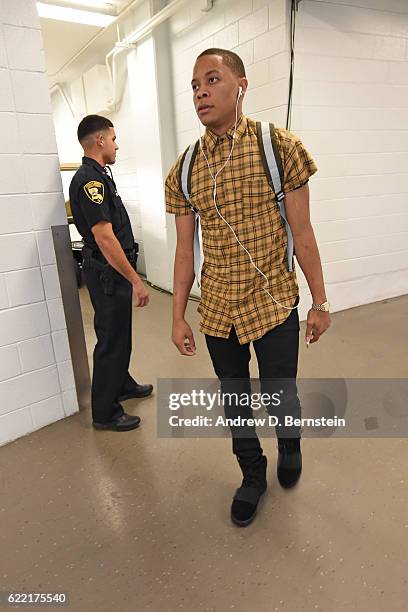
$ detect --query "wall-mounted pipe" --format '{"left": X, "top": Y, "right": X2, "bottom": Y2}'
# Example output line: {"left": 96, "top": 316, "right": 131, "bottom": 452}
{"left": 105, "top": 0, "right": 188, "bottom": 111}
{"left": 50, "top": 0, "right": 190, "bottom": 114}
{"left": 49, "top": 0, "right": 146, "bottom": 81}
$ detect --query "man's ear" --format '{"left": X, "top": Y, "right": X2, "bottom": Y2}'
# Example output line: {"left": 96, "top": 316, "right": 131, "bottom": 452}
{"left": 95, "top": 132, "right": 104, "bottom": 148}
{"left": 240, "top": 78, "right": 248, "bottom": 96}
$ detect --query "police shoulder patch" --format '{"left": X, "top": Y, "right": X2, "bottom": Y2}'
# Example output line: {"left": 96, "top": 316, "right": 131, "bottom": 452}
{"left": 84, "top": 180, "right": 105, "bottom": 204}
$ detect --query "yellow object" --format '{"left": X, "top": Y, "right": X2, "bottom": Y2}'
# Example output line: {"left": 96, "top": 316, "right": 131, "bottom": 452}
{"left": 84, "top": 180, "right": 104, "bottom": 204}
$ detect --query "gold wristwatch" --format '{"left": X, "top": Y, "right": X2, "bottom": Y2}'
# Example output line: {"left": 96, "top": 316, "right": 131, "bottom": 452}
{"left": 311, "top": 301, "right": 330, "bottom": 312}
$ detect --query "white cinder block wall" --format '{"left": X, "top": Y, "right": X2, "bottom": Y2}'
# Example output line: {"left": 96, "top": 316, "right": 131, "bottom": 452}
{"left": 294, "top": 0, "right": 408, "bottom": 314}
{"left": 0, "top": 0, "right": 78, "bottom": 446}
{"left": 168, "top": 0, "right": 408, "bottom": 319}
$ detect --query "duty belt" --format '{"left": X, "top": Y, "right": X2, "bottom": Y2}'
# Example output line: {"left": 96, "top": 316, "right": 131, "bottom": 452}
{"left": 83, "top": 242, "right": 138, "bottom": 265}
{"left": 82, "top": 243, "right": 139, "bottom": 295}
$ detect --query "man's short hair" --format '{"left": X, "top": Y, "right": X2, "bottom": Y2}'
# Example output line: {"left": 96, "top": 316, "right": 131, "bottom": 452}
{"left": 196, "top": 48, "right": 246, "bottom": 78}
{"left": 77, "top": 115, "right": 113, "bottom": 143}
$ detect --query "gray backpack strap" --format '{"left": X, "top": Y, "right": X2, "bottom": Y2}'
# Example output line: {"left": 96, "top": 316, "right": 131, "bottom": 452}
{"left": 179, "top": 141, "right": 198, "bottom": 203}
{"left": 179, "top": 141, "right": 203, "bottom": 286}
{"left": 256, "top": 121, "right": 294, "bottom": 272}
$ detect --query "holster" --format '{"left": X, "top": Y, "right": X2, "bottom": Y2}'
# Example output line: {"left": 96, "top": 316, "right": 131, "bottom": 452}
{"left": 82, "top": 247, "right": 115, "bottom": 296}
{"left": 126, "top": 241, "right": 139, "bottom": 270}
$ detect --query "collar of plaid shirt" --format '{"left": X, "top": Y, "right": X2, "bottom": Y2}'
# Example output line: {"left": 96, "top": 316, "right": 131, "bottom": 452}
{"left": 201, "top": 113, "right": 247, "bottom": 153}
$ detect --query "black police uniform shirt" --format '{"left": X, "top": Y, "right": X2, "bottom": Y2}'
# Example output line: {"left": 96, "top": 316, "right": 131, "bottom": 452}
{"left": 69, "top": 156, "right": 134, "bottom": 252}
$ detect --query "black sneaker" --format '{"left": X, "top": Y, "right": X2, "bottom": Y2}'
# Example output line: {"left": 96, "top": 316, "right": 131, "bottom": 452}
{"left": 277, "top": 437, "right": 302, "bottom": 488}
{"left": 118, "top": 383, "right": 153, "bottom": 402}
{"left": 231, "top": 455, "right": 267, "bottom": 527}
{"left": 93, "top": 413, "right": 141, "bottom": 431}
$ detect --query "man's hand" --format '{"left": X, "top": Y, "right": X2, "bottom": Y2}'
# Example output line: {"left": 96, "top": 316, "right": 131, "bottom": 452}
{"left": 172, "top": 319, "right": 196, "bottom": 356}
{"left": 286, "top": 185, "right": 330, "bottom": 347}
{"left": 132, "top": 279, "right": 149, "bottom": 307}
{"left": 305, "top": 309, "right": 331, "bottom": 345}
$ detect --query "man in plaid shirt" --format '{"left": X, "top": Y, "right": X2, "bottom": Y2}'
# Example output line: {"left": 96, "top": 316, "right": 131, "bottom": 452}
{"left": 165, "top": 48, "right": 331, "bottom": 527}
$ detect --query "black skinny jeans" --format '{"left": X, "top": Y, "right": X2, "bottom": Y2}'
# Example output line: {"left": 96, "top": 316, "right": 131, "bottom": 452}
{"left": 205, "top": 300, "right": 301, "bottom": 464}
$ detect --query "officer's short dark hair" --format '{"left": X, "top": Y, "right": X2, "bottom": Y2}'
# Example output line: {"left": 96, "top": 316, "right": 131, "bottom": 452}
{"left": 77, "top": 115, "right": 114, "bottom": 143}
{"left": 196, "top": 48, "right": 246, "bottom": 78}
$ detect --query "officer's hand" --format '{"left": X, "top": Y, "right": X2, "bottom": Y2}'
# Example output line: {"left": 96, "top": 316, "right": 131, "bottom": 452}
{"left": 172, "top": 319, "right": 196, "bottom": 356}
{"left": 132, "top": 279, "right": 149, "bottom": 307}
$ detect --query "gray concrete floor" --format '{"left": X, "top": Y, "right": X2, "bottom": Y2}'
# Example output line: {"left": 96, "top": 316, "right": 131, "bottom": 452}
{"left": 1, "top": 288, "right": 408, "bottom": 612}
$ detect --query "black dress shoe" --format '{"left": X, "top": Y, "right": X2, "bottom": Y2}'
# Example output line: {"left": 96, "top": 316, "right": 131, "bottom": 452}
{"left": 93, "top": 413, "right": 141, "bottom": 431}
{"left": 231, "top": 455, "right": 267, "bottom": 527}
{"left": 118, "top": 383, "right": 153, "bottom": 402}
{"left": 277, "top": 437, "right": 302, "bottom": 488}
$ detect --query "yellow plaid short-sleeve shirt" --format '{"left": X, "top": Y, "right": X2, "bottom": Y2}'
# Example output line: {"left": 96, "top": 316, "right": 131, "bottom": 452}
{"left": 165, "top": 115, "right": 318, "bottom": 344}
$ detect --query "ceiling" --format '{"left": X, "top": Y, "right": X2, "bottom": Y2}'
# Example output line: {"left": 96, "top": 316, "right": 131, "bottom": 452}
{"left": 41, "top": 19, "right": 101, "bottom": 77}
{"left": 38, "top": 0, "right": 136, "bottom": 80}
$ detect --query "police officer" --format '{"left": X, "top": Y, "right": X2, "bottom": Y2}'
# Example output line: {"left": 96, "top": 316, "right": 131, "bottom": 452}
{"left": 69, "top": 115, "right": 153, "bottom": 432}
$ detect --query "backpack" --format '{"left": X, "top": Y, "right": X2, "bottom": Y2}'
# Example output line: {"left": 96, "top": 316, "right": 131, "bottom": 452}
{"left": 178, "top": 122, "right": 294, "bottom": 287}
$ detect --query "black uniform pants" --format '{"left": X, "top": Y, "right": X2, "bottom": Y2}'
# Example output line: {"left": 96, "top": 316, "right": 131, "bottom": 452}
{"left": 205, "top": 299, "right": 301, "bottom": 466}
{"left": 84, "top": 266, "right": 135, "bottom": 423}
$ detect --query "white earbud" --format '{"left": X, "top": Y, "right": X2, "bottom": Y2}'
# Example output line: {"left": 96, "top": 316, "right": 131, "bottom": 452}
{"left": 237, "top": 86, "right": 243, "bottom": 99}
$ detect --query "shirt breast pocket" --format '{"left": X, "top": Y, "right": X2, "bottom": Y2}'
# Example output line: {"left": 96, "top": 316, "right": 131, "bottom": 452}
{"left": 192, "top": 183, "right": 242, "bottom": 227}
{"left": 241, "top": 178, "right": 276, "bottom": 221}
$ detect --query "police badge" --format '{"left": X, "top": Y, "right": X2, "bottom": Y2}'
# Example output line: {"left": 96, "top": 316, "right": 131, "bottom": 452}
{"left": 84, "top": 181, "right": 104, "bottom": 204}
